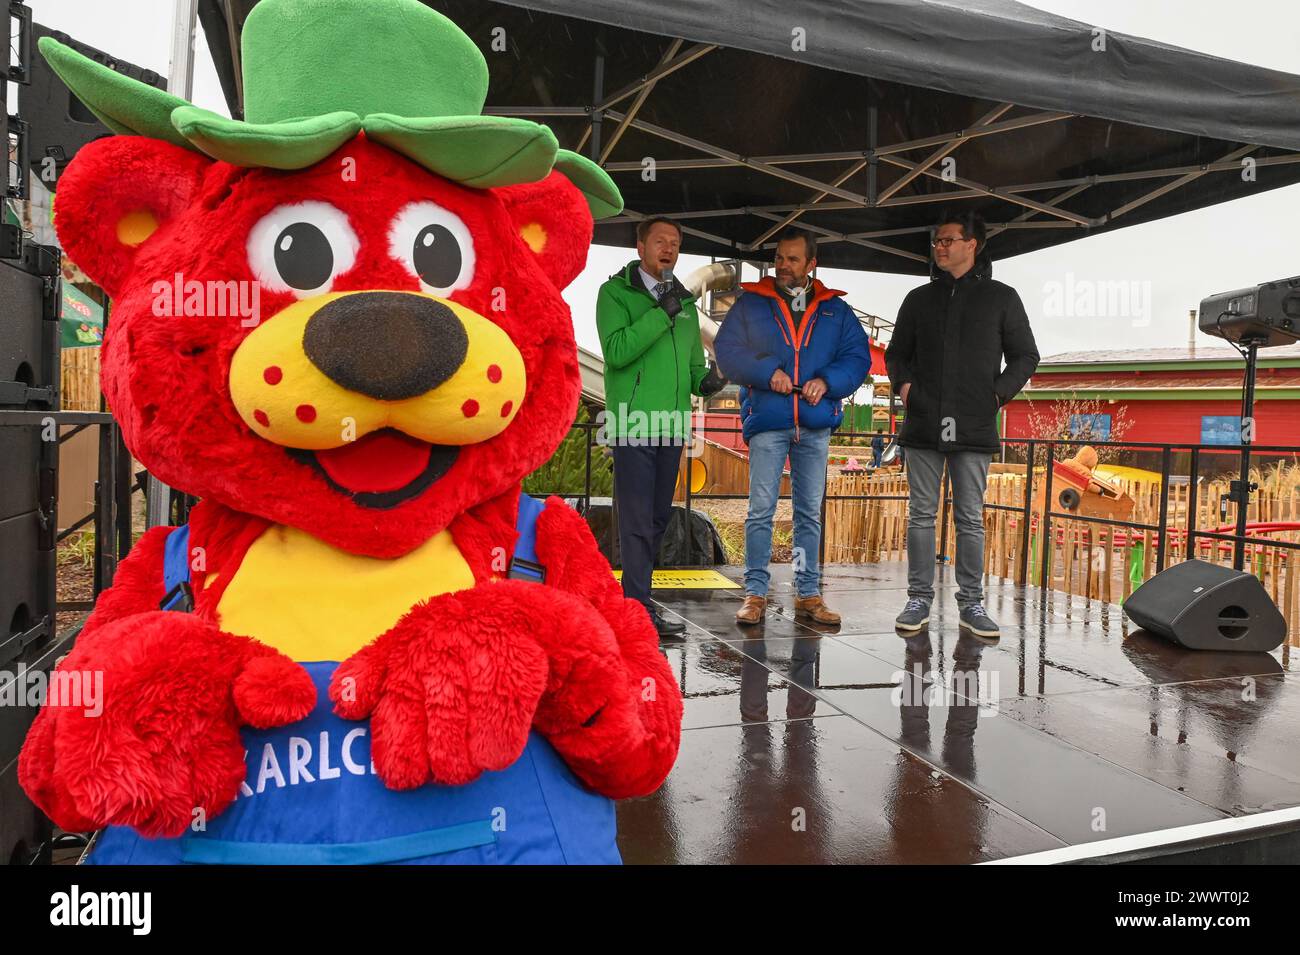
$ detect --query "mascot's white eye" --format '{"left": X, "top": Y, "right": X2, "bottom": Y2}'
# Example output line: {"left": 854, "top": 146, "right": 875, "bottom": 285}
{"left": 248, "top": 201, "right": 359, "bottom": 297}
{"left": 388, "top": 201, "right": 475, "bottom": 295}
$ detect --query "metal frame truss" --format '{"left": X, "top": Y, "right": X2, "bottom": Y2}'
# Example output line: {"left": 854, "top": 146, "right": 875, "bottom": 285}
{"left": 485, "top": 39, "right": 1300, "bottom": 266}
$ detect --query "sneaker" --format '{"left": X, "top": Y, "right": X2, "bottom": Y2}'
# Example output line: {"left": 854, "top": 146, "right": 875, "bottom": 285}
{"left": 895, "top": 598, "right": 931, "bottom": 631}
{"left": 959, "top": 603, "right": 1000, "bottom": 639}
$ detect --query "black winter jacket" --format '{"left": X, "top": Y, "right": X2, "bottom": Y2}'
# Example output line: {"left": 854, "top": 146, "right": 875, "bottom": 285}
{"left": 885, "top": 255, "right": 1039, "bottom": 454}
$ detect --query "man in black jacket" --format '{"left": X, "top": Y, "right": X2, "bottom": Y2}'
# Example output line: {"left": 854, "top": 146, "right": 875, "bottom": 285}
{"left": 885, "top": 211, "right": 1039, "bottom": 638}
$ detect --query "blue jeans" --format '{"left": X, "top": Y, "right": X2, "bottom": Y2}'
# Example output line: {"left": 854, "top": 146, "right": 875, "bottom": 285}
{"left": 744, "top": 426, "right": 831, "bottom": 598}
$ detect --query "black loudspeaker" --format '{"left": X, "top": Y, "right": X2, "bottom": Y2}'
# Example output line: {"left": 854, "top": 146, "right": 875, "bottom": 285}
{"left": 19, "top": 24, "right": 168, "bottom": 190}
{"left": 0, "top": 425, "right": 42, "bottom": 522}
{"left": 1123, "top": 559, "right": 1287, "bottom": 652}
{"left": 0, "top": 508, "right": 54, "bottom": 667}
{"left": 0, "top": 242, "right": 61, "bottom": 407}
{"left": 0, "top": 243, "right": 59, "bottom": 672}
{"left": 0, "top": 632, "right": 75, "bottom": 865}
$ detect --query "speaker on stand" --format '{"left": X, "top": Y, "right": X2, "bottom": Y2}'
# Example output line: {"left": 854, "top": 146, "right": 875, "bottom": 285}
{"left": 1199, "top": 276, "right": 1300, "bottom": 572}
{"left": 1125, "top": 278, "right": 1300, "bottom": 656}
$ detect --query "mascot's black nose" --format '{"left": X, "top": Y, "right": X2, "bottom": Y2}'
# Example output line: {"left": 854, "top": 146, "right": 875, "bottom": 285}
{"left": 303, "top": 292, "right": 469, "bottom": 400}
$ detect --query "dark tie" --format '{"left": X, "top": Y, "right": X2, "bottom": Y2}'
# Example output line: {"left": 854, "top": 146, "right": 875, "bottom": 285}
{"left": 654, "top": 281, "right": 670, "bottom": 298}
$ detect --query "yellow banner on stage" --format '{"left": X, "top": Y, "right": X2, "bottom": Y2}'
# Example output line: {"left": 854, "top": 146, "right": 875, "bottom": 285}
{"left": 611, "top": 569, "right": 741, "bottom": 589}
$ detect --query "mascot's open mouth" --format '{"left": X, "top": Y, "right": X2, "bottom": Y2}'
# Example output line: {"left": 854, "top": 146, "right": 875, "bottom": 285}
{"left": 291, "top": 428, "right": 459, "bottom": 509}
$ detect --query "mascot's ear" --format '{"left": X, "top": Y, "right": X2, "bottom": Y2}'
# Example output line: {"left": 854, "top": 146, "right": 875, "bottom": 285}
{"left": 53, "top": 136, "right": 210, "bottom": 298}
{"left": 496, "top": 169, "right": 595, "bottom": 292}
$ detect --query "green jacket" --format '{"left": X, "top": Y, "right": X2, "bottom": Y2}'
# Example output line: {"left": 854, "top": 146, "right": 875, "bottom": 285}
{"left": 596, "top": 261, "right": 709, "bottom": 439}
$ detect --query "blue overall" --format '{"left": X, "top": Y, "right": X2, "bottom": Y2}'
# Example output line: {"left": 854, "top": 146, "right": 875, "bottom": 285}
{"left": 86, "top": 494, "right": 621, "bottom": 865}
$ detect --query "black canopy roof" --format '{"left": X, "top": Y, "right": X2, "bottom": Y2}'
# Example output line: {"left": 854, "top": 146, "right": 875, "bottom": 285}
{"left": 200, "top": 0, "right": 1300, "bottom": 274}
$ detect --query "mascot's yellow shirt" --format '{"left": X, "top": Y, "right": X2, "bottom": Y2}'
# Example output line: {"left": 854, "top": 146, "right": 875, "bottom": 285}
{"left": 214, "top": 525, "right": 476, "bottom": 661}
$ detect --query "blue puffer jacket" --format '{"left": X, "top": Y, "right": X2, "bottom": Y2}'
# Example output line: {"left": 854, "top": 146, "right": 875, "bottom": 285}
{"left": 714, "top": 277, "right": 872, "bottom": 443}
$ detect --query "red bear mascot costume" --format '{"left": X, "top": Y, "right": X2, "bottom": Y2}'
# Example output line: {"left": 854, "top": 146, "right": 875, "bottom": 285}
{"left": 20, "top": 0, "right": 682, "bottom": 864}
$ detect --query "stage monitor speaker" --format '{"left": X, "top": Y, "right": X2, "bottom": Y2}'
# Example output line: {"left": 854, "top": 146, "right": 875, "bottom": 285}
{"left": 0, "top": 424, "right": 43, "bottom": 522}
{"left": 1123, "top": 559, "right": 1286, "bottom": 652}
{"left": 0, "top": 244, "right": 60, "bottom": 408}
{"left": 19, "top": 24, "right": 167, "bottom": 190}
{"left": 0, "top": 508, "right": 54, "bottom": 667}
{"left": 1, "top": 630, "right": 75, "bottom": 865}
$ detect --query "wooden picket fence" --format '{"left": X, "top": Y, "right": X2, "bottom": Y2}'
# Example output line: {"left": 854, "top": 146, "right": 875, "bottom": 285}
{"left": 823, "top": 468, "right": 1300, "bottom": 645}
{"left": 824, "top": 471, "right": 910, "bottom": 564}
{"left": 60, "top": 347, "right": 101, "bottom": 411}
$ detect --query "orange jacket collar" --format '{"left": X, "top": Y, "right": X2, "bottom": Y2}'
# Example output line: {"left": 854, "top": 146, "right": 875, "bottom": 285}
{"left": 740, "top": 276, "right": 847, "bottom": 300}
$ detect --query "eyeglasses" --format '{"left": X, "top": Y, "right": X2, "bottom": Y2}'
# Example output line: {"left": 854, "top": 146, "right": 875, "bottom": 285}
{"left": 931, "top": 236, "right": 971, "bottom": 249}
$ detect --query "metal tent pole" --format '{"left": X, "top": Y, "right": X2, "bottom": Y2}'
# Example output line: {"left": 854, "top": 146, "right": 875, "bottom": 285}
{"left": 169, "top": 0, "right": 198, "bottom": 98}
{"left": 146, "top": 0, "right": 199, "bottom": 529}
{"left": 1232, "top": 338, "right": 1263, "bottom": 571}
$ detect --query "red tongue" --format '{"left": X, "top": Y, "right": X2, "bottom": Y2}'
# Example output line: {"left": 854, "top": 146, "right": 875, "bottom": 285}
{"left": 314, "top": 430, "right": 433, "bottom": 494}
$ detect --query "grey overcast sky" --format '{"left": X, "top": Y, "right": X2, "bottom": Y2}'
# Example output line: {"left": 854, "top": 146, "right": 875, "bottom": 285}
{"left": 26, "top": 0, "right": 1300, "bottom": 360}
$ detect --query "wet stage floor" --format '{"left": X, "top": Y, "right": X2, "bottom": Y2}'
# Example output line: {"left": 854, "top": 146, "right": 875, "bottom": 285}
{"left": 617, "top": 562, "right": 1298, "bottom": 864}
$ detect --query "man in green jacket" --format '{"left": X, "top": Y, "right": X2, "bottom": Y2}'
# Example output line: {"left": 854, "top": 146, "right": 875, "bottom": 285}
{"left": 596, "top": 216, "right": 725, "bottom": 639}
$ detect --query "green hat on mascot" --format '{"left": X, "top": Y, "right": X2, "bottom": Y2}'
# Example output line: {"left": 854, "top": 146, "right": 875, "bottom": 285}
{"left": 38, "top": 0, "right": 623, "bottom": 219}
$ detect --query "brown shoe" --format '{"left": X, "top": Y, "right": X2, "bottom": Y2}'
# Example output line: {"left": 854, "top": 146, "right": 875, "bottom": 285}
{"left": 735, "top": 595, "right": 767, "bottom": 625}
{"left": 794, "top": 594, "right": 841, "bottom": 625}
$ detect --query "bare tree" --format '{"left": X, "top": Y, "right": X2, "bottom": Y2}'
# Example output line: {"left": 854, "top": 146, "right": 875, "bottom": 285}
{"left": 1023, "top": 393, "right": 1134, "bottom": 465}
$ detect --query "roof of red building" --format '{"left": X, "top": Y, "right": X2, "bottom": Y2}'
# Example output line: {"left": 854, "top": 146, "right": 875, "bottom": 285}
{"left": 1040, "top": 343, "right": 1300, "bottom": 366}
{"left": 1024, "top": 373, "right": 1300, "bottom": 392}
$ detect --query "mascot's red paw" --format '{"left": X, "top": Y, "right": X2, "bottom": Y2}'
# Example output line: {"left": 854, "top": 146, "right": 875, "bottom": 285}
{"left": 531, "top": 500, "right": 684, "bottom": 798}
{"left": 328, "top": 588, "right": 553, "bottom": 788}
{"left": 18, "top": 613, "right": 314, "bottom": 838}
{"left": 487, "top": 580, "right": 633, "bottom": 738}
{"left": 234, "top": 654, "right": 319, "bottom": 728}
{"left": 328, "top": 572, "right": 673, "bottom": 798}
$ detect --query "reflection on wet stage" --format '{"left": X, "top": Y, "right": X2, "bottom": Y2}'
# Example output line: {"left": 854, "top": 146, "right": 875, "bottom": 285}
{"left": 617, "top": 563, "right": 1296, "bottom": 864}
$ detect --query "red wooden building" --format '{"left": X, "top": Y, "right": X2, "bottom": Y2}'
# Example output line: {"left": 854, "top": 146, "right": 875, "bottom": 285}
{"left": 1002, "top": 343, "right": 1300, "bottom": 472}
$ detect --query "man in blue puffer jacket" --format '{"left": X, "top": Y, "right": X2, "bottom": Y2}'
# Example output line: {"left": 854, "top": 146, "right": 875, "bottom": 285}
{"left": 714, "top": 228, "right": 872, "bottom": 626}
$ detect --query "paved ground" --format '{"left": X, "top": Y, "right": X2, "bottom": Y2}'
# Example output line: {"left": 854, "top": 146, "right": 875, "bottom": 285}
{"left": 616, "top": 562, "right": 1299, "bottom": 864}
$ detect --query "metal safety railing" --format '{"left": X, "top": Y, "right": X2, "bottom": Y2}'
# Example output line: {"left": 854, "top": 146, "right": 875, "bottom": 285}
{"left": 530, "top": 417, "right": 1300, "bottom": 588}
{"left": 0, "top": 409, "right": 136, "bottom": 615}
{"left": 18, "top": 410, "right": 1300, "bottom": 641}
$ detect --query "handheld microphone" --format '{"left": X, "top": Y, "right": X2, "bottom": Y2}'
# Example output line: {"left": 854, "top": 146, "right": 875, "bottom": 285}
{"left": 657, "top": 268, "right": 682, "bottom": 322}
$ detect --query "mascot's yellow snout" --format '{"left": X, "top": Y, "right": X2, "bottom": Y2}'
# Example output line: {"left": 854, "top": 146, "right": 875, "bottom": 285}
{"left": 229, "top": 290, "right": 525, "bottom": 449}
